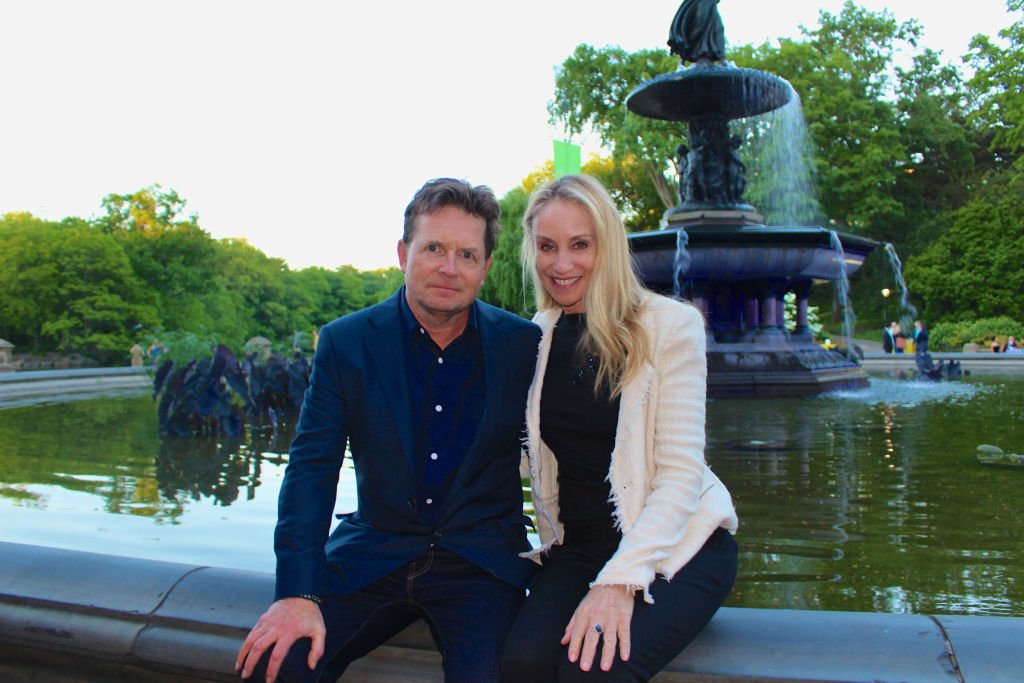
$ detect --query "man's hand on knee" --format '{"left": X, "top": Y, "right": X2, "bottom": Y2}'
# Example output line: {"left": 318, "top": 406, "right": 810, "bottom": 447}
{"left": 236, "top": 597, "right": 326, "bottom": 682}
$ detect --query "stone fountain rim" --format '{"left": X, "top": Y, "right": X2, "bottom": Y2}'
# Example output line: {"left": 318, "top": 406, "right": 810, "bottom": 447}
{"left": 627, "top": 226, "right": 880, "bottom": 253}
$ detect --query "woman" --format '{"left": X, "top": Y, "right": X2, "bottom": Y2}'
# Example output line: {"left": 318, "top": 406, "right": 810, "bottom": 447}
{"left": 502, "top": 175, "right": 738, "bottom": 682}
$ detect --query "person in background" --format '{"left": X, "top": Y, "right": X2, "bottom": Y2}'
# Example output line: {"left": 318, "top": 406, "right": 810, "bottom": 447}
{"left": 502, "top": 175, "right": 738, "bottom": 682}
{"left": 913, "top": 320, "right": 929, "bottom": 355}
{"left": 130, "top": 342, "right": 144, "bottom": 367}
{"left": 892, "top": 323, "right": 909, "bottom": 356}
{"left": 1004, "top": 336, "right": 1020, "bottom": 353}
{"left": 882, "top": 322, "right": 896, "bottom": 353}
{"left": 237, "top": 178, "right": 540, "bottom": 683}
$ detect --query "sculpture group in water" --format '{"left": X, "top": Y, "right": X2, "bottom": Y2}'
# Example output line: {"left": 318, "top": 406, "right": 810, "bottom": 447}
{"left": 152, "top": 344, "right": 310, "bottom": 437}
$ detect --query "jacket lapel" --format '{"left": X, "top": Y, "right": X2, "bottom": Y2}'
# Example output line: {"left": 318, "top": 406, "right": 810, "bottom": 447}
{"left": 364, "top": 290, "right": 416, "bottom": 473}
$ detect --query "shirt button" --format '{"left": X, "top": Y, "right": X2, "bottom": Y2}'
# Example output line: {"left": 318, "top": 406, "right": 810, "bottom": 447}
{"left": 425, "top": 498, "right": 433, "bottom": 505}
{"left": 437, "top": 357, "right": 444, "bottom": 364}
{"left": 430, "top": 453, "right": 439, "bottom": 460}
{"left": 435, "top": 404, "right": 442, "bottom": 412}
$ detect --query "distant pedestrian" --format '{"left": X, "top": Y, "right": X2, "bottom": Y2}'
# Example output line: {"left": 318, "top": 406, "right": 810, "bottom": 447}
{"left": 130, "top": 343, "right": 144, "bottom": 367}
{"left": 1004, "top": 336, "right": 1020, "bottom": 353}
{"left": 882, "top": 323, "right": 896, "bottom": 353}
{"left": 893, "top": 322, "right": 906, "bottom": 354}
{"left": 913, "top": 321, "right": 929, "bottom": 355}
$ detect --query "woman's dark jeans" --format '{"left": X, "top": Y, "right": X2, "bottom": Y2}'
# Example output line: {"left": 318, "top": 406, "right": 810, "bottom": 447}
{"left": 501, "top": 527, "right": 738, "bottom": 683}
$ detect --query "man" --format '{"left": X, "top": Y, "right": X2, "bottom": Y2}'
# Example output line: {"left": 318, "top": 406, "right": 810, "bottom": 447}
{"left": 882, "top": 322, "right": 895, "bottom": 354}
{"left": 913, "top": 320, "right": 929, "bottom": 355}
{"left": 236, "top": 178, "right": 541, "bottom": 682}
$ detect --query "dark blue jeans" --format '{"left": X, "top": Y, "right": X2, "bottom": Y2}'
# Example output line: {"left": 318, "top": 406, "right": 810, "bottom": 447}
{"left": 246, "top": 546, "right": 524, "bottom": 682}
{"left": 501, "top": 527, "right": 738, "bottom": 683}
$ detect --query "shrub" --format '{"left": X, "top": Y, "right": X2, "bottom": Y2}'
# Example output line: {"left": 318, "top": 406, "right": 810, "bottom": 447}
{"left": 928, "top": 317, "right": 1024, "bottom": 351}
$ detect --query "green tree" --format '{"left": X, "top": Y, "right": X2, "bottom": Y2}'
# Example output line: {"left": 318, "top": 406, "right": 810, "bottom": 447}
{"left": 479, "top": 186, "right": 531, "bottom": 315}
{"left": 903, "top": 189, "right": 1024, "bottom": 322}
{"left": 98, "top": 186, "right": 243, "bottom": 341}
{"left": 358, "top": 267, "right": 403, "bottom": 306}
{"left": 731, "top": 2, "right": 923, "bottom": 238}
{"left": 0, "top": 213, "right": 61, "bottom": 352}
{"left": 890, "top": 49, "right": 974, "bottom": 251}
{"left": 902, "top": 2, "right": 1024, "bottom": 322}
{"left": 549, "top": 44, "right": 681, "bottom": 210}
{"left": 965, "top": 0, "right": 1024, "bottom": 173}
{"left": 40, "top": 226, "right": 158, "bottom": 357}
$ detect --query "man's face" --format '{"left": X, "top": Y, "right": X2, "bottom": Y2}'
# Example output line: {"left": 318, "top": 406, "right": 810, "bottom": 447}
{"left": 398, "top": 205, "right": 491, "bottom": 322}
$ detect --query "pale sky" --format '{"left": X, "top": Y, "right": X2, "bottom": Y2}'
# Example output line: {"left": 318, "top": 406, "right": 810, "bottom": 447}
{"left": 1, "top": 1, "right": 1016, "bottom": 271}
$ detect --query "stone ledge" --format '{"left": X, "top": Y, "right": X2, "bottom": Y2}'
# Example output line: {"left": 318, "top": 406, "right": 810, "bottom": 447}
{"left": 2, "top": 542, "right": 1022, "bottom": 682}
{"left": 0, "top": 368, "right": 152, "bottom": 406}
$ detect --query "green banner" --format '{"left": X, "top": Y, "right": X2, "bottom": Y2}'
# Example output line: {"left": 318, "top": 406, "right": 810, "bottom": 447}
{"left": 553, "top": 140, "right": 581, "bottom": 178}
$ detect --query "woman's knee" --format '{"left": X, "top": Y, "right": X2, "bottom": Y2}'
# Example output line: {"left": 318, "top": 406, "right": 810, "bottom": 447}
{"left": 556, "top": 657, "right": 645, "bottom": 683}
{"left": 500, "top": 646, "right": 536, "bottom": 682}
{"left": 501, "top": 627, "right": 563, "bottom": 682}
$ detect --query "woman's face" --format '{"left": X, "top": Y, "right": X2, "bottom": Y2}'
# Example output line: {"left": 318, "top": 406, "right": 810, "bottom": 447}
{"left": 532, "top": 199, "right": 597, "bottom": 314}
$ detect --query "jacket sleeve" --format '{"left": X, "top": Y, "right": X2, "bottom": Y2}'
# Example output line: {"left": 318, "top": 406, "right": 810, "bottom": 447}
{"left": 592, "top": 303, "right": 708, "bottom": 597}
{"left": 273, "top": 325, "right": 348, "bottom": 600}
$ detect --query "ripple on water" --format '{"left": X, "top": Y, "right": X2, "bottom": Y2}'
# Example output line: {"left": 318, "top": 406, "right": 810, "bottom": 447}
{"left": 821, "top": 376, "right": 989, "bottom": 408}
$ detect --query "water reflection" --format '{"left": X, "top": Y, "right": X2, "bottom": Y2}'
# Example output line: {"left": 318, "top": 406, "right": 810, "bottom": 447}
{"left": 708, "top": 376, "right": 1024, "bottom": 615}
{"left": 155, "top": 428, "right": 291, "bottom": 513}
{"left": 1, "top": 378, "right": 1022, "bottom": 616}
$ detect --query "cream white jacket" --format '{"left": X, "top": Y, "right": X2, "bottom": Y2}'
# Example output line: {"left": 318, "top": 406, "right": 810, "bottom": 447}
{"left": 523, "top": 293, "right": 738, "bottom": 602}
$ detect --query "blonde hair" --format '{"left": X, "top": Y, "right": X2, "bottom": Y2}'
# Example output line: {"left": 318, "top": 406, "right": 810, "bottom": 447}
{"left": 522, "top": 174, "right": 649, "bottom": 397}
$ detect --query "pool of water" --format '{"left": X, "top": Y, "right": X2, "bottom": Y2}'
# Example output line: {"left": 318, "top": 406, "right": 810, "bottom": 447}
{"left": 1, "top": 375, "right": 1022, "bottom": 616}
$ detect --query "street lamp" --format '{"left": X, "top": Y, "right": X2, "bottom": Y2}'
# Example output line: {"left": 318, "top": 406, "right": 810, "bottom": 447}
{"left": 881, "top": 288, "right": 891, "bottom": 324}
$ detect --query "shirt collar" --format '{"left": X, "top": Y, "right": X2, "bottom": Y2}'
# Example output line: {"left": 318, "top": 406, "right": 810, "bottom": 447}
{"left": 397, "top": 285, "right": 479, "bottom": 342}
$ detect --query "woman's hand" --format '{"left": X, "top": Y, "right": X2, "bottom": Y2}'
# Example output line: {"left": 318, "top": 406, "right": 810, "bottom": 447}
{"left": 561, "top": 583, "right": 635, "bottom": 672}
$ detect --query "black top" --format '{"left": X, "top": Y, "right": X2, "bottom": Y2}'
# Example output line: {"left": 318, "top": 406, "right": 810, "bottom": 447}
{"left": 540, "top": 313, "right": 621, "bottom": 535}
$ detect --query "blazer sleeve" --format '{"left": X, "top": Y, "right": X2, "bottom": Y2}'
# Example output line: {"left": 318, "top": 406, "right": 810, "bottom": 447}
{"left": 273, "top": 324, "right": 348, "bottom": 600}
{"left": 593, "top": 302, "right": 708, "bottom": 593}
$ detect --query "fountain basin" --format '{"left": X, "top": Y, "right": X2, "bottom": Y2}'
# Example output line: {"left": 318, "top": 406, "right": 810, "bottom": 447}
{"left": 627, "top": 63, "right": 793, "bottom": 122}
{"left": 629, "top": 226, "right": 877, "bottom": 285}
{"left": 629, "top": 226, "right": 879, "bottom": 397}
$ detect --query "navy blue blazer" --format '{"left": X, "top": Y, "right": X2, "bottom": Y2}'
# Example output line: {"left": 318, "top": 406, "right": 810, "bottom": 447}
{"left": 273, "top": 289, "right": 541, "bottom": 600}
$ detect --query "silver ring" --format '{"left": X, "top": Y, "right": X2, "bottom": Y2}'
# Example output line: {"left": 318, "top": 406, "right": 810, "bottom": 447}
{"left": 594, "top": 624, "right": 603, "bottom": 634}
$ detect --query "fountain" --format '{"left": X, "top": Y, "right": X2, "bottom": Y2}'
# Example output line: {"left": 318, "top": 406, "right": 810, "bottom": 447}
{"left": 625, "top": 0, "right": 878, "bottom": 397}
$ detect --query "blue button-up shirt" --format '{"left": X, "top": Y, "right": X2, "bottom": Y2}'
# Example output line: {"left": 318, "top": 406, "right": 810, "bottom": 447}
{"left": 399, "top": 288, "right": 486, "bottom": 528}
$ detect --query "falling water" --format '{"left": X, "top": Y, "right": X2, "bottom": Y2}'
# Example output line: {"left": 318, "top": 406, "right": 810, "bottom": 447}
{"left": 882, "top": 243, "right": 919, "bottom": 328}
{"left": 740, "top": 83, "right": 824, "bottom": 227}
{"left": 673, "top": 228, "right": 690, "bottom": 299}
{"left": 829, "top": 231, "right": 856, "bottom": 346}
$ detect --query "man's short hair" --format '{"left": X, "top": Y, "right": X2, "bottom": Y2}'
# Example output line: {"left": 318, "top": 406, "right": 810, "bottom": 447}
{"left": 403, "top": 178, "right": 501, "bottom": 258}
